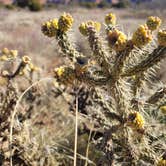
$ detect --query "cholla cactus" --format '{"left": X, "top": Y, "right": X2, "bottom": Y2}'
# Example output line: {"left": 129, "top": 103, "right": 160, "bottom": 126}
{"left": 42, "top": 13, "right": 166, "bottom": 165}
{"left": 0, "top": 48, "right": 40, "bottom": 164}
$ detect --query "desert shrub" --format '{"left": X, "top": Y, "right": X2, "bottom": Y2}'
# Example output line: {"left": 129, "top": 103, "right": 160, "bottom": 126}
{"left": 112, "top": 0, "right": 130, "bottom": 8}
{"left": 15, "top": 0, "right": 29, "bottom": 8}
{"left": 41, "top": 13, "right": 166, "bottom": 165}
{"left": 28, "top": 0, "right": 43, "bottom": 11}
{"left": 5, "top": 4, "right": 15, "bottom": 10}
{"left": 97, "top": 1, "right": 111, "bottom": 8}
{"left": 79, "top": 1, "right": 97, "bottom": 8}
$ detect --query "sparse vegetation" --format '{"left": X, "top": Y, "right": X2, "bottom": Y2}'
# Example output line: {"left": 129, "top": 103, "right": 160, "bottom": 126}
{"left": 28, "top": 0, "right": 43, "bottom": 11}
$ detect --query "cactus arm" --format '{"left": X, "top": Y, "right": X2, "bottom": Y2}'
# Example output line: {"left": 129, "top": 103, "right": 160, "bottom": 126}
{"left": 56, "top": 31, "right": 84, "bottom": 61}
{"left": 87, "top": 28, "right": 111, "bottom": 75}
{"left": 123, "top": 46, "right": 166, "bottom": 77}
{"left": 112, "top": 47, "right": 132, "bottom": 82}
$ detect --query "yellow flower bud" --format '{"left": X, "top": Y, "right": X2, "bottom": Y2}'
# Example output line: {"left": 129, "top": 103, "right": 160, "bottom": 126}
{"left": 41, "top": 19, "right": 58, "bottom": 37}
{"left": 107, "top": 29, "right": 127, "bottom": 52}
{"left": 160, "top": 105, "right": 166, "bottom": 114}
{"left": 105, "top": 13, "right": 116, "bottom": 25}
{"left": 28, "top": 63, "right": 40, "bottom": 72}
{"left": 2, "top": 48, "right": 10, "bottom": 55}
{"left": 58, "top": 13, "right": 73, "bottom": 32}
{"left": 10, "top": 50, "right": 18, "bottom": 58}
{"left": 157, "top": 158, "right": 166, "bottom": 166}
{"left": 2, "top": 70, "right": 10, "bottom": 77}
{"left": 132, "top": 24, "right": 152, "bottom": 47}
{"left": 0, "top": 55, "right": 8, "bottom": 61}
{"left": 157, "top": 30, "right": 166, "bottom": 47}
{"left": 22, "top": 56, "right": 31, "bottom": 64}
{"left": 54, "top": 66, "right": 75, "bottom": 85}
{"left": 0, "top": 76, "right": 8, "bottom": 86}
{"left": 146, "top": 16, "right": 161, "bottom": 31}
{"left": 128, "top": 111, "right": 145, "bottom": 130}
{"left": 79, "top": 21, "right": 101, "bottom": 36}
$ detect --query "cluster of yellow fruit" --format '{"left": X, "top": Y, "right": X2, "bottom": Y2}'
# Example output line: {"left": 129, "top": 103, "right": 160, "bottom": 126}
{"left": 157, "top": 158, "right": 166, "bottom": 166}
{"left": 0, "top": 48, "right": 40, "bottom": 78}
{"left": 105, "top": 13, "right": 116, "bottom": 25}
{"left": 132, "top": 16, "right": 163, "bottom": 47}
{"left": 41, "top": 13, "right": 166, "bottom": 50}
{"left": 105, "top": 13, "right": 164, "bottom": 49}
{"left": 158, "top": 30, "right": 166, "bottom": 47}
{"left": 146, "top": 16, "right": 161, "bottom": 31}
{"left": 107, "top": 29, "right": 127, "bottom": 52}
{"left": 54, "top": 66, "right": 75, "bottom": 85}
{"left": 127, "top": 111, "right": 145, "bottom": 131}
{"left": 20, "top": 56, "right": 40, "bottom": 75}
{"left": 41, "top": 13, "right": 73, "bottom": 37}
{"left": 41, "top": 19, "right": 59, "bottom": 37}
{"left": 0, "top": 48, "right": 18, "bottom": 61}
{"left": 79, "top": 21, "right": 101, "bottom": 36}
{"left": 132, "top": 24, "right": 152, "bottom": 47}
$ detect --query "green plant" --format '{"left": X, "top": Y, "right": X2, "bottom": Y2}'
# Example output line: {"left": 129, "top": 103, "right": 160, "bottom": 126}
{"left": 41, "top": 13, "right": 166, "bottom": 165}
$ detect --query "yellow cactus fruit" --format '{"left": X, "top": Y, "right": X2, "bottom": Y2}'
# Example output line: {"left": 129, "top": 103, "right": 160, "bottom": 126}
{"left": 19, "top": 69, "right": 26, "bottom": 76}
{"left": 105, "top": 13, "right": 116, "bottom": 25}
{"left": 2, "top": 70, "right": 10, "bottom": 77}
{"left": 10, "top": 50, "right": 18, "bottom": 58}
{"left": 0, "top": 55, "right": 8, "bottom": 61}
{"left": 41, "top": 19, "right": 58, "bottom": 37}
{"left": 160, "top": 105, "right": 166, "bottom": 114}
{"left": 107, "top": 29, "right": 127, "bottom": 52}
{"left": 54, "top": 66, "right": 75, "bottom": 85}
{"left": 158, "top": 30, "right": 166, "bottom": 47}
{"left": 79, "top": 21, "right": 101, "bottom": 36}
{"left": 22, "top": 56, "right": 31, "bottom": 64}
{"left": 2, "top": 48, "right": 10, "bottom": 55}
{"left": 128, "top": 111, "right": 145, "bottom": 130}
{"left": 28, "top": 63, "right": 40, "bottom": 72}
{"left": 58, "top": 13, "right": 73, "bottom": 32}
{"left": 0, "top": 76, "right": 8, "bottom": 86}
{"left": 157, "top": 158, "right": 166, "bottom": 166}
{"left": 146, "top": 16, "right": 161, "bottom": 31}
{"left": 132, "top": 24, "right": 152, "bottom": 47}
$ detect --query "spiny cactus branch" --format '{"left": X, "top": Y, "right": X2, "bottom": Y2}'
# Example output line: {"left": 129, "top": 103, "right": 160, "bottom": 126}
{"left": 77, "top": 72, "right": 110, "bottom": 86}
{"left": 56, "top": 31, "right": 84, "bottom": 61}
{"left": 123, "top": 46, "right": 166, "bottom": 77}
{"left": 87, "top": 28, "right": 110, "bottom": 75}
{"left": 146, "top": 87, "right": 166, "bottom": 104}
{"left": 112, "top": 47, "right": 132, "bottom": 82}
